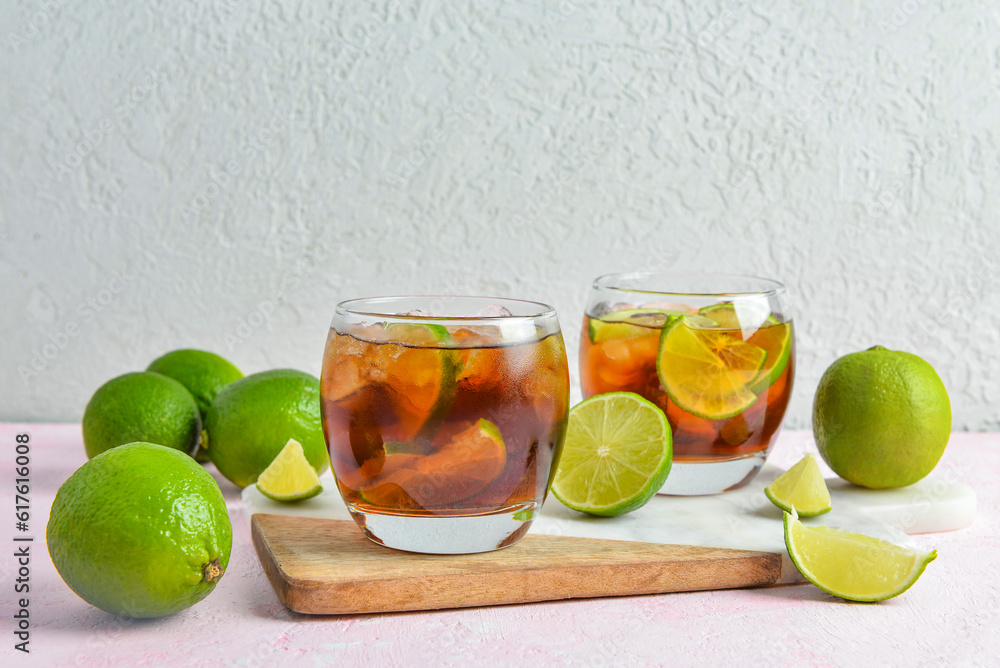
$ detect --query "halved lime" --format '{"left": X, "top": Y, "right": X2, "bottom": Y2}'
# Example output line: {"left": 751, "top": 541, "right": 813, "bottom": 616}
{"left": 551, "top": 392, "right": 672, "bottom": 517}
{"left": 784, "top": 511, "right": 936, "bottom": 602}
{"left": 698, "top": 303, "right": 792, "bottom": 393}
{"left": 765, "top": 454, "right": 831, "bottom": 516}
{"left": 256, "top": 439, "right": 323, "bottom": 502}
{"left": 656, "top": 317, "right": 768, "bottom": 419}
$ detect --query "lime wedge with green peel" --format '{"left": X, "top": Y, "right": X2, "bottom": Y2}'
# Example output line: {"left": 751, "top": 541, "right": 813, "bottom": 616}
{"left": 360, "top": 418, "right": 506, "bottom": 509}
{"left": 588, "top": 309, "right": 683, "bottom": 343}
{"left": 784, "top": 511, "right": 936, "bottom": 602}
{"left": 765, "top": 454, "right": 831, "bottom": 516}
{"left": 385, "top": 322, "right": 452, "bottom": 346}
{"left": 698, "top": 302, "right": 772, "bottom": 329}
{"left": 588, "top": 309, "right": 717, "bottom": 343}
{"left": 256, "top": 439, "right": 324, "bottom": 502}
{"left": 551, "top": 392, "right": 672, "bottom": 517}
{"left": 656, "top": 317, "right": 768, "bottom": 419}
{"left": 327, "top": 323, "right": 457, "bottom": 444}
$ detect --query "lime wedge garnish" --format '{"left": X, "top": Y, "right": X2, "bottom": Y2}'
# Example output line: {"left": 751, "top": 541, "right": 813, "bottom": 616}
{"left": 588, "top": 309, "right": 683, "bottom": 343}
{"left": 551, "top": 392, "right": 672, "bottom": 517}
{"left": 698, "top": 303, "right": 792, "bottom": 393}
{"left": 328, "top": 324, "right": 456, "bottom": 444}
{"left": 765, "top": 454, "right": 831, "bottom": 516}
{"left": 360, "top": 418, "right": 506, "bottom": 509}
{"left": 256, "top": 439, "right": 323, "bottom": 502}
{"left": 784, "top": 511, "right": 936, "bottom": 602}
{"left": 656, "top": 316, "right": 768, "bottom": 419}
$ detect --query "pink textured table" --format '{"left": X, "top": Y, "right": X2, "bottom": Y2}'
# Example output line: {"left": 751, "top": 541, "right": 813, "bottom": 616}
{"left": 3, "top": 423, "right": 998, "bottom": 667}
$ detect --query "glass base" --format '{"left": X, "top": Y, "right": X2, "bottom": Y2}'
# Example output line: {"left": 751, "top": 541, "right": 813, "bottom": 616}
{"left": 347, "top": 503, "right": 538, "bottom": 554}
{"left": 657, "top": 454, "right": 766, "bottom": 496}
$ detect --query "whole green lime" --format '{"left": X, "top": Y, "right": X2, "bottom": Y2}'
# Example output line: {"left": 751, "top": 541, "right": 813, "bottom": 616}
{"left": 147, "top": 349, "right": 244, "bottom": 462}
{"left": 813, "top": 346, "right": 951, "bottom": 489}
{"left": 82, "top": 372, "right": 201, "bottom": 459}
{"left": 47, "top": 442, "right": 232, "bottom": 618}
{"left": 205, "top": 369, "right": 328, "bottom": 488}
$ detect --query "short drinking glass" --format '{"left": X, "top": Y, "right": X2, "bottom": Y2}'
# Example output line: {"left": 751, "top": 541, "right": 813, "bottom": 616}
{"left": 322, "top": 296, "right": 570, "bottom": 553}
{"left": 580, "top": 273, "right": 795, "bottom": 495}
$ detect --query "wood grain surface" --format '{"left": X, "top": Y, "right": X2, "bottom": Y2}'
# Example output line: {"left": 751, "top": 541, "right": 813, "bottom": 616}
{"left": 251, "top": 513, "right": 782, "bottom": 615}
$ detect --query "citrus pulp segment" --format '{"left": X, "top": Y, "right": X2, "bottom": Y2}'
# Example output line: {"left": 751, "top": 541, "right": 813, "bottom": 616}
{"left": 551, "top": 392, "right": 672, "bottom": 517}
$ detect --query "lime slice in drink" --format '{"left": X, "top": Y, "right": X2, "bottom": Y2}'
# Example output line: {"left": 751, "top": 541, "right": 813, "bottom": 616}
{"left": 329, "top": 323, "right": 457, "bottom": 443}
{"left": 784, "top": 511, "right": 936, "bottom": 602}
{"left": 765, "top": 454, "right": 831, "bottom": 516}
{"left": 256, "top": 439, "right": 324, "bottom": 502}
{"left": 361, "top": 418, "right": 506, "bottom": 509}
{"left": 551, "top": 392, "right": 672, "bottom": 517}
{"left": 699, "top": 303, "right": 792, "bottom": 393}
{"left": 588, "top": 309, "right": 683, "bottom": 343}
{"left": 656, "top": 316, "right": 768, "bottom": 419}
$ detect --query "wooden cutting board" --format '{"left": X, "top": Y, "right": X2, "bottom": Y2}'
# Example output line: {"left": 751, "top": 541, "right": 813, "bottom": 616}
{"left": 250, "top": 513, "right": 782, "bottom": 615}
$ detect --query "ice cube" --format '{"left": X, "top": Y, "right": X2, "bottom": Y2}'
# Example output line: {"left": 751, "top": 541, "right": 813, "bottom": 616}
{"left": 475, "top": 304, "right": 513, "bottom": 318}
{"left": 450, "top": 325, "right": 504, "bottom": 346}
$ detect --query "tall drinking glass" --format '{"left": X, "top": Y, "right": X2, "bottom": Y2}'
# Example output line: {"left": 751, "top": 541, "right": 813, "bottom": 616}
{"left": 322, "top": 296, "right": 570, "bottom": 553}
{"left": 580, "top": 273, "right": 794, "bottom": 495}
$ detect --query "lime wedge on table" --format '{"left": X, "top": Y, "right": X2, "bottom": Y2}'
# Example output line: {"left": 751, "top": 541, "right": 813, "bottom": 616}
{"left": 551, "top": 392, "right": 672, "bottom": 517}
{"left": 765, "top": 454, "right": 831, "bottom": 516}
{"left": 256, "top": 439, "right": 323, "bottom": 502}
{"left": 784, "top": 511, "right": 936, "bottom": 602}
{"left": 656, "top": 316, "right": 768, "bottom": 419}
{"left": 699, "top": 303, "right": 792, "bottom": 393}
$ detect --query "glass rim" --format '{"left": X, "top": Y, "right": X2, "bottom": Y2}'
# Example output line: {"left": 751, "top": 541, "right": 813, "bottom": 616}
{"left": 592, "top": 271, "right": 787, "bottom": 298}
{"left": 335, "top": 295, "right": 558, "bottom": 322}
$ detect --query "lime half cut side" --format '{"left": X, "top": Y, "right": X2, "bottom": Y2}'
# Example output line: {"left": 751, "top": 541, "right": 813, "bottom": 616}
{"left": 765, "top": 454, "right": 831, "bottom": 517}
{"left": 784, "top": 511, "right": 937, "bottom": 602}
{"left": 551, "top": 392, "right": 672, "bottom": 517}
{"left": 256, "top": 439, "right": 324, "bottom": 502}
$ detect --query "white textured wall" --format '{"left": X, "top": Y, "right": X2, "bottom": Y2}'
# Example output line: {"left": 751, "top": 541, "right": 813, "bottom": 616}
{"left": 2, "top": 0, "right": 998, "bottom": 428}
